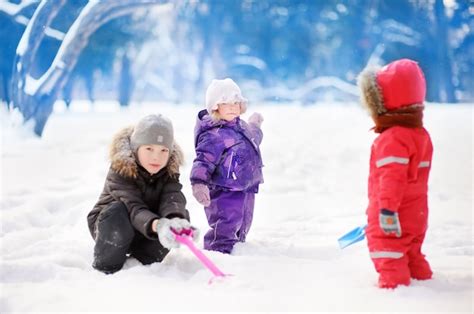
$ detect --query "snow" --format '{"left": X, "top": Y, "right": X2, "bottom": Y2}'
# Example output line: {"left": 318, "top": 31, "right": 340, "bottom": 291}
{"left": 12, "top": 16, "right": 65, "bottom": 41}
{"left": 233, "top": 56, "right": 267, "bottom": 71}
{"left": 14, "top": 0, "right": 47, "bottom": 57}
{"left": 283, "top": 76, "right": 359, "bottom": 98}
{"left": 1, "top": 101, "right": 473, "bottom": 313}
{"left": 1, "top": 3, "right": 65, "bottom": 42}
{"left": 242, "top": 77, "right": 360, "bottom": 103}
{"left": 24, "top": 74, "right": 42, "bottom": 96}
{"left": 380, "top": 19, "right": 421, "bottom": 46}
{"left": 0, "top": 0, "right": 38, "bottom": 16}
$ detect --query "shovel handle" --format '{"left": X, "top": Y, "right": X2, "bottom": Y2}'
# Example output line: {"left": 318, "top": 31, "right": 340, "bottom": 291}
{"left": 173, "top": 231, "right": 226, "bottom": 277}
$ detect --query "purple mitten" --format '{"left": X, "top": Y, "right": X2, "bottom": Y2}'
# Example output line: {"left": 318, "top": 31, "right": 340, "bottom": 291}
{"left": 248, "top": 112, "right": 264, "bottom": 128}
{"left": 192, "top": 183, "right": 211, "bottom": 206}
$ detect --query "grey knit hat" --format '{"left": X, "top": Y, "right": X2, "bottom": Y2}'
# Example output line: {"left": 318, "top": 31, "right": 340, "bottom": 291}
{"left": 130, "top": 114, "right": 174, "bottom": 152}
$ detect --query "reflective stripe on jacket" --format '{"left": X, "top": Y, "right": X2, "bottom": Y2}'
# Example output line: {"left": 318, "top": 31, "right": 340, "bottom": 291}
{"left": 367, "top": 126, "right": 433, "bottom": 233}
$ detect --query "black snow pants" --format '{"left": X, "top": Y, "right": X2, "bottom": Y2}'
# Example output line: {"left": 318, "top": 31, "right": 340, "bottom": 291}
{"left": 92, "top": 202, "right": 169, "bottom": 274}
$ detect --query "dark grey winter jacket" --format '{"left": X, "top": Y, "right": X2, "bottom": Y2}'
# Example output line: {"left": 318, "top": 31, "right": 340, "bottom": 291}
{"left": 87, "top": 126, "right": 190, "bottom": 240}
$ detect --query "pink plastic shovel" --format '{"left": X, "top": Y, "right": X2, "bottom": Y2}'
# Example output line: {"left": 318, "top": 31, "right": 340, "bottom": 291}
{"left": 172, "top": 229, "right": 227, "bottom": 279}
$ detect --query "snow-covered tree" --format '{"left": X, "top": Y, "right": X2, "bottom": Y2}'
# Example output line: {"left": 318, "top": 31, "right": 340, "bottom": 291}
{"left": 10, "top": 0, "right": 167, "bottom": 136}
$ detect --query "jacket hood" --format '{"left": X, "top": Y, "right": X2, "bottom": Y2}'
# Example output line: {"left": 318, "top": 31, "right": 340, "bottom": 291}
{"left": 357, "top": 65, "right": 386, "bottom": 117}
{"left": 358, "top": 59, "right": 426, "bottom": 117}
{"left": 194, "top": 109, "right": 240, "bottom": 142}
{"left": 109, "top": 126, "right": 184, "bottom": 179}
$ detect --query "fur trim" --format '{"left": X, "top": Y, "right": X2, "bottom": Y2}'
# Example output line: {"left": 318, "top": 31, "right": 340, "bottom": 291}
{"left": 167, "top": 142, "right": 184, "bottom": 177}
{"left": 357, "top": 66, "right": 387, "bottom": 117}
{"left": 109, "top": 126, "right": 184, "bottom": 179}
{"left": 109, "top": 126, "right": 137, "bottom": 178}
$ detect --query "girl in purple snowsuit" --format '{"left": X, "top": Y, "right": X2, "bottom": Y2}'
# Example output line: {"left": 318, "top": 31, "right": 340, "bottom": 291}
{"left": 191, "top": 78, "right": 264, "bottom": 254}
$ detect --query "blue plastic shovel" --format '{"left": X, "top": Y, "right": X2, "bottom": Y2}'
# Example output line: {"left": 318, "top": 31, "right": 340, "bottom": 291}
{"left": 338, "top": 224, "right": 367, "bottom": 249}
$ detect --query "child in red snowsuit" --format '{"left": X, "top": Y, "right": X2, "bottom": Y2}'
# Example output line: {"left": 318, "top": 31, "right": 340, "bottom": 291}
{"left": 358, "top": 59, "right": 433, "bottom": 288}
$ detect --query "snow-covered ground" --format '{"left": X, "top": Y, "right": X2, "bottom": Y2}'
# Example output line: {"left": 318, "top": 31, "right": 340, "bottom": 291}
{"left": 1, "top": 101, "right": 472, "bottom": 313}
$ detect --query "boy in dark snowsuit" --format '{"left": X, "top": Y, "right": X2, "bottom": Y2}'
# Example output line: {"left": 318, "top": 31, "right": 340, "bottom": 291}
{"left": 87, "top": 114, "right": 198, "bottom": 273}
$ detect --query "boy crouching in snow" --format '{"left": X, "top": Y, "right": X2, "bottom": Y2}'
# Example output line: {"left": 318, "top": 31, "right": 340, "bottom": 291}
{"left": 87, "top": 114, "right": 198, "bottom": 274}
{"left": 358, "top": 59, "right": 433, "bottom": 288}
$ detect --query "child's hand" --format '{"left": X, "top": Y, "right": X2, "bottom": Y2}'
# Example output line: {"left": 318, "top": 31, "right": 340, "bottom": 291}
{"left": 156, "top": 218, "right": 194, "bottom": 248}
{"left": 189, "top": 226, "right": 200, "bottom": 242}
{"left": 248, "top": 112, "right": 264, "bottom": 128}
{"left": 155, "top": 218, "right": 180, "bottom": 248}
{"left": 192, "top": 183, "right": 211, "bottom": 206}
{"left": 379, "top": 208, "right": 402, "bottom": 237}
{"left": 156, "top": 218, "right": 200, "bottom": 248}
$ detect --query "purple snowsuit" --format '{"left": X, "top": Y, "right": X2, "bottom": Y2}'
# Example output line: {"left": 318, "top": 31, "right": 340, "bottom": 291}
{"left": 190, "top": 110, "right": 264, "bottom": 253}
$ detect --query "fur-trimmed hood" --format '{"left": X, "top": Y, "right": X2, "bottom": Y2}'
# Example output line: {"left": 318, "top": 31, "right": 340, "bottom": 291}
{"left": 357, "top": 59, "right": 426, "bottom": 118}
{"left": 109, "top": 126, "right": 184, "bottom": 179}
{"left": 357, "top": 65, "right": 386, "bottom": 117}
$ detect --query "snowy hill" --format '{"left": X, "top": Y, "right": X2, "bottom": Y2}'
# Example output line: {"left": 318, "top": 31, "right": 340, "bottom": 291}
{"left": 1, "top": 102, "right": 472, "bottom": 312}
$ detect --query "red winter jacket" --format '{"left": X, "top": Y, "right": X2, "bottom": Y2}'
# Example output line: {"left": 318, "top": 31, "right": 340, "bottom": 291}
{"left": 366, "top": 126, "right": 433, "bottom": 234}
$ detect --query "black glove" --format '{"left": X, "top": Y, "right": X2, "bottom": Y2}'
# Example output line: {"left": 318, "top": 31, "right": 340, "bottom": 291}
{"left": 379, "top": 208, "right": 402, "bottom": 237}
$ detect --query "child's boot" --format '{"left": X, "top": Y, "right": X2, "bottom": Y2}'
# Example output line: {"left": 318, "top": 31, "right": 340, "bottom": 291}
{"left": 409, "top": 257, "right": 433, "bottom": 280}
{"left": 373, "top": 257, "right": 411, "bottom": 289}
{"left": 407, "top": 240, "right": 433, "bottom": 280}
{"left": 378, "top": 271, "right": 411, "bottom": 289}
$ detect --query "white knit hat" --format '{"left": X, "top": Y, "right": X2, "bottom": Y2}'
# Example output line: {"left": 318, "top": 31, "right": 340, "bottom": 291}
{"left": 205, "top": 78, "right": 248, "bottom": 114}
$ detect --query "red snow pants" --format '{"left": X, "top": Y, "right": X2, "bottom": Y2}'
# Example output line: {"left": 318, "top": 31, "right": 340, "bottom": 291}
{"left": 366, "top": 204, "right": 433, "bottom": 288}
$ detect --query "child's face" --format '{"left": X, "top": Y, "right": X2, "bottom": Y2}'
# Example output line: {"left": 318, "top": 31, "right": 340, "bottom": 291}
{"left": 217, "top": 102, "right": 241, "bottom": 121}
{"left": 137, "top": 144, "right": 170, "bottom": 175}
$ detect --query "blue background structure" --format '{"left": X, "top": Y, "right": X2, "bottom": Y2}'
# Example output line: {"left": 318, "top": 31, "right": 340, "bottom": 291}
{"left": 0, "top": 0, "right": 472, "bottom": 113}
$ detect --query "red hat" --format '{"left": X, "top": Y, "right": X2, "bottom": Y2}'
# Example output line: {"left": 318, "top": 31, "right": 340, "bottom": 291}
{"left": 358, "top": 59, "right": 426, "bottom": 116}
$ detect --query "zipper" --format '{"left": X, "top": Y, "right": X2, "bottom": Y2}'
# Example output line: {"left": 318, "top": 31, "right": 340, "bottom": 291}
{"left": 227, "top": 151, "right": 234, "bottom": 179}
{"left": 226, "top": 151, "right": 238, "bottom": 180}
